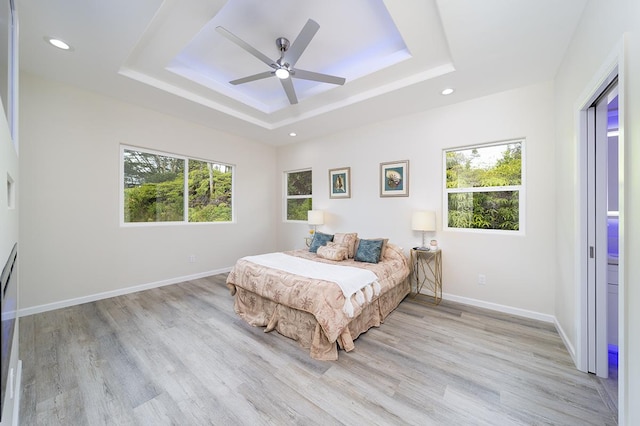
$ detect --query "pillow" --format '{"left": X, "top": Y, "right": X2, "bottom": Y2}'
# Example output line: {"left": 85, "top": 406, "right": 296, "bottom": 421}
{"left": 326, "top": 241, "right": 348, "bottom": 250}
{"left": 317, "top": 243, "right": 348, "bottom": 261}
{"left": 334, "top": 233, "right": 358, "bottom": 258}
{"left": 383, "top": 243, "right": 404, "bottom": 262}
{"left": 355, "top": 238, "right": 388, "bottom": 258}
{"left": 377, "top": 238, "right": 389, "bottom": 257}
{"left": 354, "top": 238, "right": 385, "bottom": 264}
{"left": 309, "top": 232, "right": 334, "bottom": 253}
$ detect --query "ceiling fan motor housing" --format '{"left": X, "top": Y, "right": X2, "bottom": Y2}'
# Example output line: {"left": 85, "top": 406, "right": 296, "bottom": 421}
{"left": 276, "top": 37, "right": 290, "bottom": 52}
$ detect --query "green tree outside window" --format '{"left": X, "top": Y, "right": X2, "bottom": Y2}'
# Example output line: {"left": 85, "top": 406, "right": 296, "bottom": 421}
{"left": 285, "top": 169, "right": 312, "bottom": 221}
{"left": 445, "top": 141, "right": 523, "bottom": 231}
{"left": 123, "top": 148, "right": 233, "bottom": 223}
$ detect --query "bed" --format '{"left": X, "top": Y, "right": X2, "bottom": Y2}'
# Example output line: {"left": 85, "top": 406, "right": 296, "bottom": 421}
{"left": 226, "top": 233, "right": 410, "bottom": 360}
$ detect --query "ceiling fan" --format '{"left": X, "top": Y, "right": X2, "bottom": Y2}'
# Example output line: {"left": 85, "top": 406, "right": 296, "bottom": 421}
{"left": 216, "top": 19, "right": 346, "bottom": 105}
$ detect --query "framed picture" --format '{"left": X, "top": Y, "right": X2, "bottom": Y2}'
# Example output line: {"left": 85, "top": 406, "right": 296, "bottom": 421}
{"left": 380, "top": 160, "right": 409, "bottom": 197}
{"left": 329, "top": 167, "right": 351, "bottom": 198}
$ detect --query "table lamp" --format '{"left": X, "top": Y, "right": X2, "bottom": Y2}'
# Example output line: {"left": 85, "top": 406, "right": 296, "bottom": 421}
{"left": 412, "top": 211, "right": 436, "bottom": 249}
{"left": 307, "top": 210, "right": 324, "bottom": 235}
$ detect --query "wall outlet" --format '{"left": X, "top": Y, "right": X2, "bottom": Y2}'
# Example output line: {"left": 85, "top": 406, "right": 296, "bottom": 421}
{"left": 189, "top": 255, "right": 197, "bottom": 263}
{"left": 478, "top": 274, "right": 486, "bottom": 285}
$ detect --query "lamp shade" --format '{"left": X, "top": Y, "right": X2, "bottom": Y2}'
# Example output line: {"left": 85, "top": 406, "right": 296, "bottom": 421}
{"left": 411, "top": 211, "right": 436, "bottom": 231}
{"left": 307, "top": 210, "right": 324, "bottom": 225}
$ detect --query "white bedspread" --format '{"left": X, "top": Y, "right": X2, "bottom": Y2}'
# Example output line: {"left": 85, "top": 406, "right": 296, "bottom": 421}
{"left": 243, "top": 252, "right": 380, "bottom": 317}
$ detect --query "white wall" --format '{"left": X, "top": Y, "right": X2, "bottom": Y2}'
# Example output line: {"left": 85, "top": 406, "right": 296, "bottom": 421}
{"left": 277, "top": 81, "right": 556, "bottom": 318}
{"left": 0, "top": 91, "right": 19, "bottom": 426}
{"left": 0, "top": 95, "right": 17, "bottom": 304}
{"left": 18, "top": 73, "right": 278, "bottom": 312}
{"left": 554, "top": 0, "right": 640, "bottom": 422}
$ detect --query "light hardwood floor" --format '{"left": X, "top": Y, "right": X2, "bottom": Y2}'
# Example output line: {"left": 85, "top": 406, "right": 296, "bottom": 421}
{"left": 19, "top": 274, "right": 617, "bottom": 425}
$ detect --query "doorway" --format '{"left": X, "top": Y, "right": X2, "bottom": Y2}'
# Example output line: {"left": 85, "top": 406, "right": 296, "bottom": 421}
{"left": 603, "top": 90, "right": 619, "bottom": 406}
{"left": 576, "top": 39, "right": 627, "bottom": 421}
{"left": 585, "top": 78, "right": 618, "bottom": 380}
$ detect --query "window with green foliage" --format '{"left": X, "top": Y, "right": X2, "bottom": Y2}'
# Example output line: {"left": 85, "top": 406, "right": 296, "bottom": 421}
{"left": 444, "top": 140, "right": 523, "bottom": 232}
{"left": 122, "top": 147, "right": 233, "bottom": 224}
{"left": 285, "top": 169, "right": 312, "bottom": 221}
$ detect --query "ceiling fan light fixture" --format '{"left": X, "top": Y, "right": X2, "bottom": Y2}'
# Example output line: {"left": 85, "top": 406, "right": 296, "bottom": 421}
{"left": 216, "top": 19, "right": 345, "bottom": 105}
{"left": 275, "top": 68, "right": 290, "bottom": 79}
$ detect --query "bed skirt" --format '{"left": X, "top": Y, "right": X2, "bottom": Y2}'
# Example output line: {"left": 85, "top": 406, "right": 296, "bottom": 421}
{"left": 231, "top": 278, "right": 410, "bottom": 361}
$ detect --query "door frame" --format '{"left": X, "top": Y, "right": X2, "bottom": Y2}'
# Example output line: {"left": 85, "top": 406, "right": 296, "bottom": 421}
{"left": 575, "top": 35, "right": 625, "bottom": 399}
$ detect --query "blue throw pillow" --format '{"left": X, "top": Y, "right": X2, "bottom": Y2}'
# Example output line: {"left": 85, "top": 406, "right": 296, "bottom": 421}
{"left": 309, "top": 232, "right": 334, "bottom": 253}
{"left": 354, "top": 239, "right": 384, "bottom": 263}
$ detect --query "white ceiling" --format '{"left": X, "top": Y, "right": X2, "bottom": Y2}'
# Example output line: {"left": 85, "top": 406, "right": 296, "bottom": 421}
{"left": 18, "top": 0, "right": 587, "bottom": 146}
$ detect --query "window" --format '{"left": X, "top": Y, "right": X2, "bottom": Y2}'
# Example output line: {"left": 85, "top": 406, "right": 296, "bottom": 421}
{"left": 122, "top": 146, "right": 233, "bottom": 224}
{"left": 285, "top": 169, "right": 312, "bottom": 221}
{"left": 444, "top": 139, "right": 523, "bottom": 232}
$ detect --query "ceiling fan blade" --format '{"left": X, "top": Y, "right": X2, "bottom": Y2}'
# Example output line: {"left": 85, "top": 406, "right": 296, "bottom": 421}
{"left": 229, "top": 71, "right": 274, "bottom": 85}
{"left": 284, "top": 19, "right": 320, "bottom": 67}
{"left": 216, "top": 26, "right": 276, "bottom": 69}
{"left": 280, "top": 78, "right": 298, "bottom": 104}
{"left": 292, "top": 69, "right": 346, "bottom": 85}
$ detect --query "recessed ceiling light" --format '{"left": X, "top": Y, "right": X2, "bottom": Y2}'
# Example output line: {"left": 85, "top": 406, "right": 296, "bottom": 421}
{"left": 45, "top": 37, "right": 73, "bottom": 51}
{"left": 441, "top": 88, "right": 455, "bottom": 96}
{"left": 289, "top": 132, "right": 297, "bottom": 137}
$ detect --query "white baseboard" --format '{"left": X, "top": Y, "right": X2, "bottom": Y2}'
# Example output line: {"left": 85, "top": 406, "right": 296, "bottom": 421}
{"left": 441, "top": 292, "right": 556, "bottom": 323}
{"left": 439, "top": 292, "right": 579, "bottom": 361}
{"left": 18, "top": 267, "right": 232, "bottom": 317}
{"left": 554, "top": 317, "right": 576, "bottom": 363}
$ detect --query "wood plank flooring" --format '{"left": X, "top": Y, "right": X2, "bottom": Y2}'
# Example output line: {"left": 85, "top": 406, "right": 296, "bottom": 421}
{"left": 19, "top": 274, "right": 618, "bottom": 425}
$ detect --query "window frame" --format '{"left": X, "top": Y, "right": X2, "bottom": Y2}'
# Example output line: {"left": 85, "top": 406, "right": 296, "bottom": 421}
{"left": 120, "top": 145, "right": 235, "bottom": 226}
{"left": 283, "top": 168, "right": 312, "bottom": 222}
{"left": 443, "top": 139, "right": 525, "bottom": 235}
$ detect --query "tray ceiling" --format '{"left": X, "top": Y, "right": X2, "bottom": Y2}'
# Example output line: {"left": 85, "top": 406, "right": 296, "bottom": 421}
{"left": 18, "top": 0, "right": 587, "bottom": 145}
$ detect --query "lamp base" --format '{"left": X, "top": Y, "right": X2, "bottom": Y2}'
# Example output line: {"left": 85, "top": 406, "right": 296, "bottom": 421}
{"left": 419, "top": 232, "right": 429, "bottom": 250}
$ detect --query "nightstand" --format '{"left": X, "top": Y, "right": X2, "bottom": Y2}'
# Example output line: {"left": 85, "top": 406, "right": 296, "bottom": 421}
{"left": 410, "top": 248, "right": 442, "bottom": 304}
